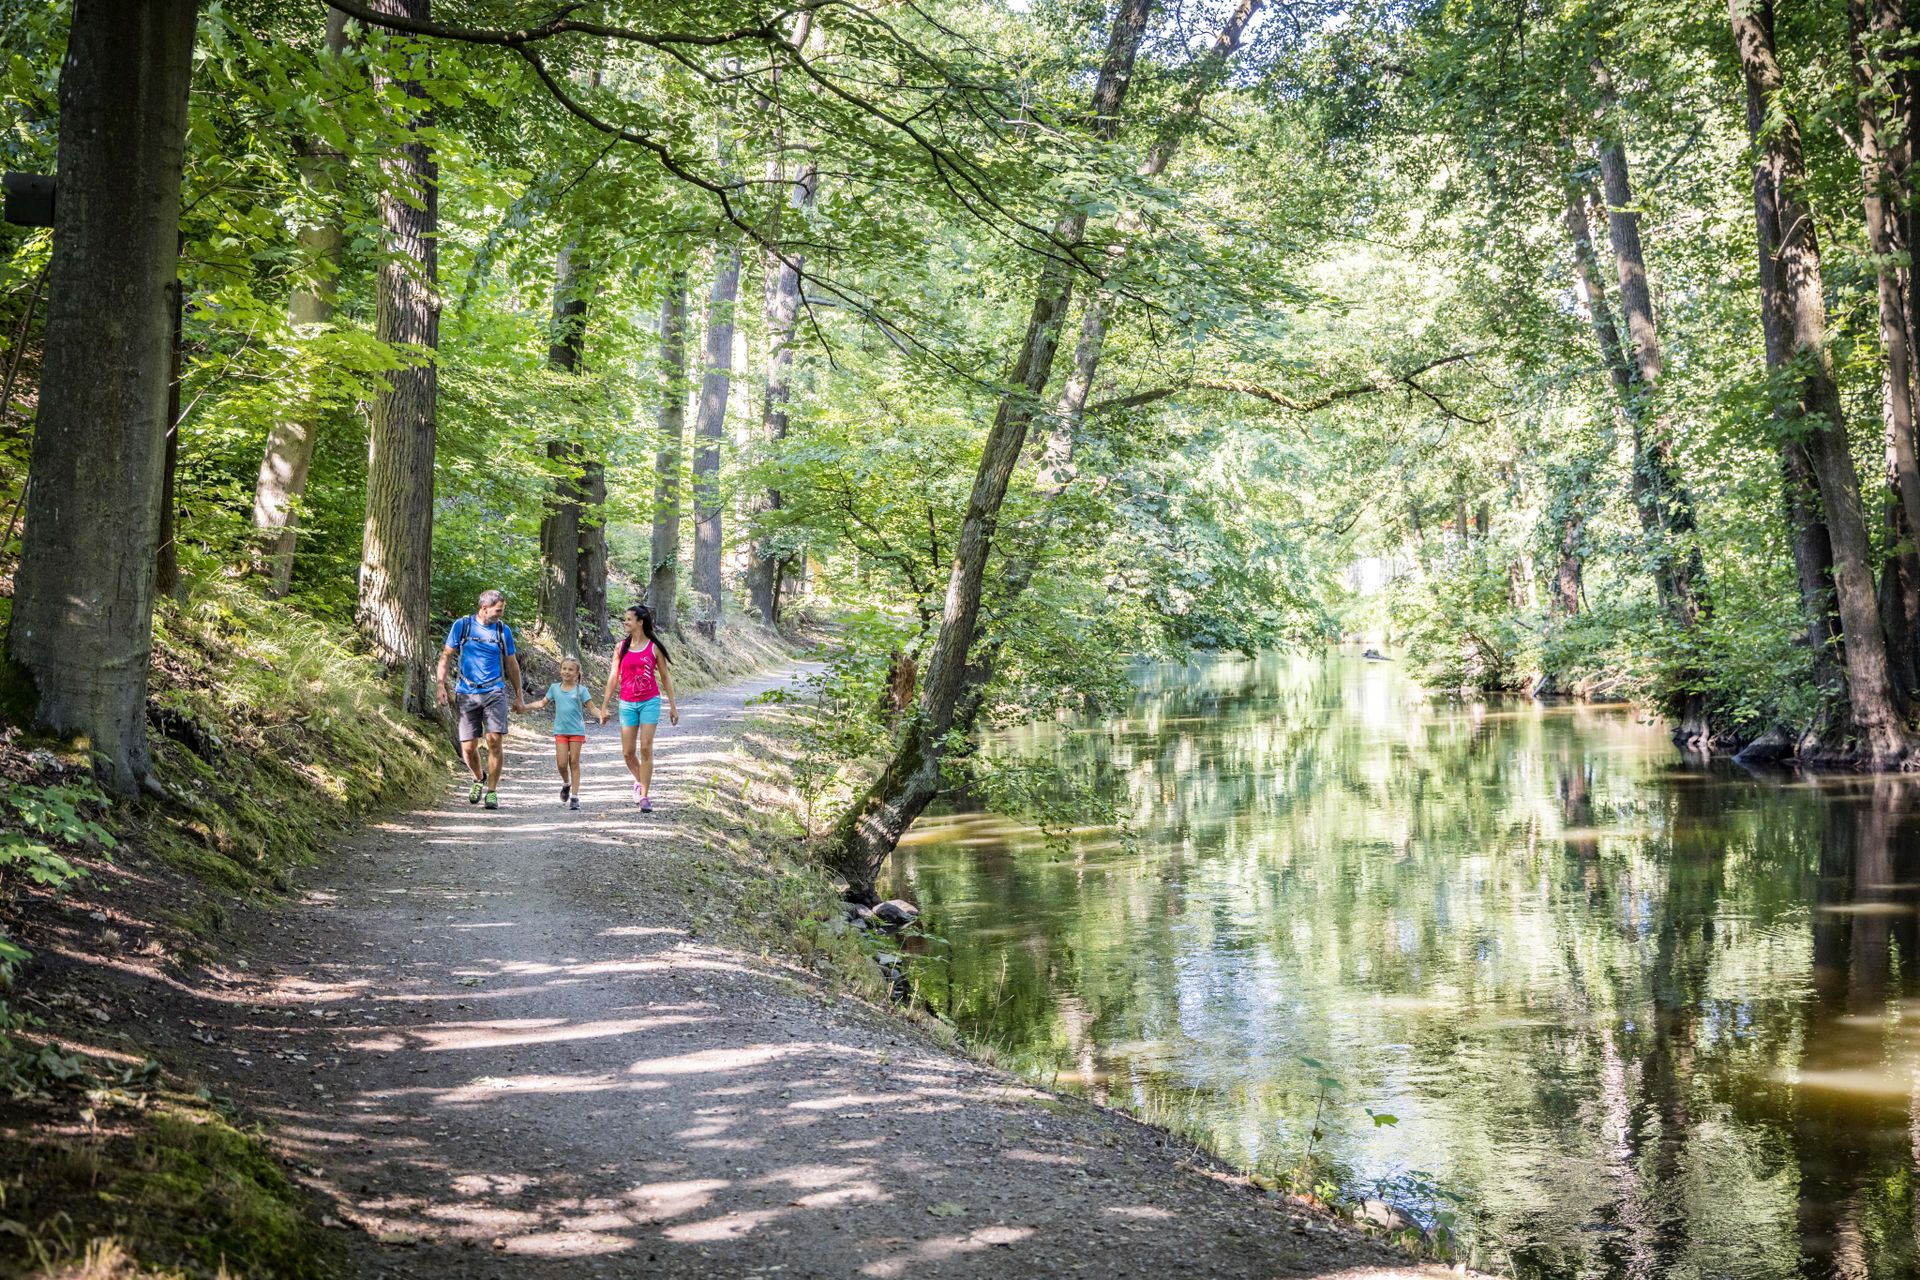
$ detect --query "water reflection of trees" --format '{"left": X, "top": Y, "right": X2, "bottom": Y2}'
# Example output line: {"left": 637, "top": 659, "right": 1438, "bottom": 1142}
{"left": 892, "top": 654, "right": 1920, "bottom": 1280}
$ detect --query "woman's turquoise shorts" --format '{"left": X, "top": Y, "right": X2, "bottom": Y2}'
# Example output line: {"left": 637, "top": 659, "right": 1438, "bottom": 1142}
{"left": 619, "top": 696, "right": 663, "bottom": 727}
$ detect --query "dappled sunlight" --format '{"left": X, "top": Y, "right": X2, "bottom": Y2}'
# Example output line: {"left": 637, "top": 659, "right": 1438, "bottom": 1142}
{"left": 83, "top": 665, "right": 1444, "bottom": 1280}
{"left": 857, "top": 1225, "right": 1038, "bottom": 1277}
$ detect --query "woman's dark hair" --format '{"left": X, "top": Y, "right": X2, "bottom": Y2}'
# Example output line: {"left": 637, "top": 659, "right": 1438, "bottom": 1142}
{"left": 618, "top": 604, "right": 671, "bottom": 665}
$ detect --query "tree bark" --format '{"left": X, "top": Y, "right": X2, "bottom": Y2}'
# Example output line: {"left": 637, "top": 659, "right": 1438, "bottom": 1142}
{"left": 536, "top": 242, "right": 587, "bottom": 656}
{"left": 824, "top": 0, "right": 1156, "bottom": 900}
{"left": 1733, "top": 0, "right": 1913, "bottom": 763}
{"left": 692, "top": 243, "right": 740, "bottom": 630}
{"left": 576, "top": 459, "right": 609, "bottom": 646}
{"left": 355, "top": 0, "right": 438, "bottom": 714}
{"left": 649, "top": 272, "right": 689, "bottom": 634}
{"left": 748, "top": 164, "right": 814, "bottom": 625}
{"left": 8, "top": 0, "right": 198, "bottom": 795}
{"left": 252, "top": 8, "right": 347, "bottom": 597}
{"left": 1590, "top": 67, "right": 1711, "bottom": 636}
{"left": 156, "top": 262, "right": 184, "bottom": 596}
{"left": 1852, "top": 0, "right": 1920, "bottom": 701}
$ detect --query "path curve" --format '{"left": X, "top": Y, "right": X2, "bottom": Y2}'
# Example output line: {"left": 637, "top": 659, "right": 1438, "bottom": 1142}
{"left": 208, "top": 665, "right": 1453, "bottom": 1279}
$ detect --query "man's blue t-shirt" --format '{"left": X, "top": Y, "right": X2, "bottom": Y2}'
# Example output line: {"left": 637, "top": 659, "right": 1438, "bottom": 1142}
{"left": 547, "top": 683, "right": 594, "bottom": 735}
{"left": 445, "top": 616, "right": 516, "bottom": 695}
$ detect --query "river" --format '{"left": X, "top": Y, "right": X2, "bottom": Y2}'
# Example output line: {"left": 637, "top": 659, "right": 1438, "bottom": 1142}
{"left": 887, "top": 649, "right": 1920, "bottom": 1279}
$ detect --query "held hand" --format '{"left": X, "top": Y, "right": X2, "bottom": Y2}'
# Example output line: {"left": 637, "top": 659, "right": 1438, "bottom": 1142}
{"left": 512, "top": 700, "right": 526, "bottom": 715}
{"left": 436, "top": 684, "right": 449, "bottom": 708}
{"left": 669, "top": 706, "right": 680, "bottom": 726}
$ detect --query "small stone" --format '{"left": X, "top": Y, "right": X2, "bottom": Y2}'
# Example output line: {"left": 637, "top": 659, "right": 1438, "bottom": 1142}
{"left": 873, "top": 899, "right": 919, "bottom": 927}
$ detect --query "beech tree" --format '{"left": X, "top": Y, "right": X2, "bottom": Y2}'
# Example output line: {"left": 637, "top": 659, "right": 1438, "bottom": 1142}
{"left": 355, "top": 0, "right": 438, "bottom": 712}
{"left": 1731, "top": 0, "right": 1913, "bottom": 764}
{"left": 649, "top": 272, "right": 689, "bottom": 633}
{"left": 7, "top": 0, "right": 199, "bottom": 794}
{"left": 692, "top": 243, "right": 740, "bottom": 631}
{"left": 537, "top": 243, "right": 588, "bottom": 655}
{"left": 251, "top": 8, "right": 348, "bottom": 598}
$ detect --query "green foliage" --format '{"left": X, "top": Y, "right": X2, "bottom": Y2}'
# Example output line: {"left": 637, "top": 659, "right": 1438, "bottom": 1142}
{"left": 1390, "top": 547, "right": 1541, "bottom": 693}
{"left": 751, "top": 610, "right": 910, "bottom": 835}
{"left": 0, "top": 780, "right": 113, "bottom": 1007}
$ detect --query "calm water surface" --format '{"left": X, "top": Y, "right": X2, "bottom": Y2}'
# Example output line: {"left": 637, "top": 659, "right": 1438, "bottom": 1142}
{"left": 888, "top": 650, "right": 1920, "bottom": 1280}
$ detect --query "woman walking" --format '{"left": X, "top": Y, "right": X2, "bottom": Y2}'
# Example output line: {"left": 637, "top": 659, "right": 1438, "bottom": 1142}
{"left": 599, "top": 604, "right": 679, "bottom": 811}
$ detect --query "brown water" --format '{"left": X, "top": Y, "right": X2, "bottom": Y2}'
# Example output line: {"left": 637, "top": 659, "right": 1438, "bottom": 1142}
{"left": 888, "top": 649, "right": 1920, "bottom": 1279}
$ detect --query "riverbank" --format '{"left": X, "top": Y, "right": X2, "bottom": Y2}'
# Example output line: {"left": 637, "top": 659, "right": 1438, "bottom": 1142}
{"left": 3, "top": 656, "right": 1470, "bottom": 1277}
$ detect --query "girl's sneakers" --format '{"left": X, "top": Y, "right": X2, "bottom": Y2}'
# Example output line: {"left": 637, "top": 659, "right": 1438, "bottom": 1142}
{"left": 559, "top": 783, "right": 571, "bottom": 802}
{"left": 568, "top": 797, "right": 580, "bottom": 811}
{"left": 468, "top": 780, "right": 484, "bottom": 804}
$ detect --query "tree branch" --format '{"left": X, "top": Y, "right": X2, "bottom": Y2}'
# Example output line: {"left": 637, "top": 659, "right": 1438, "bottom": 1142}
{"left": 1085, "top": 351, "right": 1489, "bottom": 421}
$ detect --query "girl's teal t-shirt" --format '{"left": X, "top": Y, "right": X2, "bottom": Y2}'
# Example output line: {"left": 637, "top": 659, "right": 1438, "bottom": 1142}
{"left": 547, "top": 683, "right": 594, "bottom": 735}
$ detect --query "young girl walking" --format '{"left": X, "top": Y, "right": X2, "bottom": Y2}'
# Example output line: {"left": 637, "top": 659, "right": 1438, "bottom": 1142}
{"left": 526, "top": 657, "right": 596, "bottom": 810}
{"left": 598, "top": 604, "right": 679, "bottom": 811}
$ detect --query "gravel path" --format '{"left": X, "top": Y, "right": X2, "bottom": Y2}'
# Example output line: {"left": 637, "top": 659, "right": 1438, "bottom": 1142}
{"left": 203, "top": 666, "right": 1458, "bottom": 1279}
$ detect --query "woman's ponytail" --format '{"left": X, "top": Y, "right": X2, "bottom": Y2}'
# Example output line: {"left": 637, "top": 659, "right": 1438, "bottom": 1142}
{"left": 641, "top": 611, "right": 671, "bottom": 665}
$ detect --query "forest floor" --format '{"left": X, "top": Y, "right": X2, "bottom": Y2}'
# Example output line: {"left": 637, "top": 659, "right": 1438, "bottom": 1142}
{"left": 11, "top": 663, "right": 1472, "bottom": 1279}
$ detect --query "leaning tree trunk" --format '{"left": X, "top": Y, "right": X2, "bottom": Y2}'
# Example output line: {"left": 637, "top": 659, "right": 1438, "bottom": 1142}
{"left": 252, "top": 7, "right": 347, "bottom": 597}
{"left": 8, "top": 0, "right": 198, "bottom": 795}
{"left": 1589, "top": 67, "right": 1716, "bottom": 742}
{"left": 537, "top": 242, "right": 588, "bottom": 656}
{"left": 355, "top": 0, "right": 438, "bottom": 714}
{"left": 1852, "top": 0, "right": 1920, "bottom": 701}
{"left": 824, "top": 0, "right": 1156, "bottom": 901}
{"left": 692, "top": 243, "right": 740, "bottom": 631}
{"left": 944, "top": 0, "right": 1263, "bottom": 745}
{"left": 1734, "top": 0, "right": 1913, "bottom": 764}
{"left": 648, "top": 272, "right": 689, "bottom": 634}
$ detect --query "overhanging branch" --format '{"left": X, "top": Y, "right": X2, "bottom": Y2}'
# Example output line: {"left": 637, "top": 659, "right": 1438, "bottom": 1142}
{"left": 1085, "top": 351, "right": 1490, "bottom": 422}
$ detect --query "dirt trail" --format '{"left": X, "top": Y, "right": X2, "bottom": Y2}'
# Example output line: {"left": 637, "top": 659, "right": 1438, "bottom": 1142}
{"left": 199, "top": 666, "right": 1455, "bottom": 1279}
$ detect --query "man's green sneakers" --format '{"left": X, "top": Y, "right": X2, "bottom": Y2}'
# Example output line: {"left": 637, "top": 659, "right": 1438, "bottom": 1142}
{"left": 468, "top": 780, "right": 484, "bottom": 804}
{"left": 483, "top": 791, "right": 499, "bottom": 810}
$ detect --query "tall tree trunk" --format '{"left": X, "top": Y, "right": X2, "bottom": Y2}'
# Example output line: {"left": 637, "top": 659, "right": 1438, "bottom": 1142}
{"left": 1589, "top": 66, "right": 1717, "bottom": 744}
{"left": 692, "top": 243, "right": 740, "bottom": 631}
{"left": 824, "top": 0, "right": 1156, "bottom": 901}
{"left": 156, "top": 261, "right": 184, "bottom": 596}
{"left": 355, "top": 0, "right": 438, "bottom": 714}
{"left": 252, "top": 8, "right": 347, "bottom": 597}
{"left": 648, "top": 272, "right": 689, "bottom": 633}
{"left": 748, "top": 164, "right": 814, "bottom": 625}
{"left": 8, "top": 0, "right": 198, "bottom": 795}
{"left": 1853, "top": 0, "right": 1920, "bottom": 701}
{"left": 1565, "top": 181, "right": 1712, "bottom": 739}
{"left": 1734, "top": 0, "right": 1913, "bottom": 763}
{"left": 537, "top": 242, "right": 587, "bottom": 656}
{"left": 1554, "top": 503, "right": 1584, "bottom": 619}
{"left": 1737, "top": 52, "right": 1846, "bottom": 712}
{"left": 746, "top": 13, "right": 817, "bottom": 627}
{"left": 576, "top": 459, "right": 609, "bottom": 646}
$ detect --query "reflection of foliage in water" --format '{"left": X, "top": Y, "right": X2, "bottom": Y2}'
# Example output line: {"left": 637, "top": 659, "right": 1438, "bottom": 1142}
{"left": 890, "top": 651, "right": 1920, "bottom": 1280}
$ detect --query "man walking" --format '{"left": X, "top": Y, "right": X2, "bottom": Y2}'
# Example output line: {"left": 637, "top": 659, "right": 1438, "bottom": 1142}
{"left": 436, "top": 589, "right": 526, "bottom": 810}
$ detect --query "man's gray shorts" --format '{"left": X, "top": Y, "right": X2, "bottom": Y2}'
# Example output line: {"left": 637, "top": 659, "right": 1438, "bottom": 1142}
{"left": 457, "top": 689, "right": 509, "bottom": 742}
